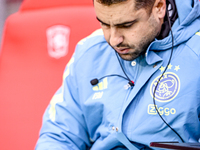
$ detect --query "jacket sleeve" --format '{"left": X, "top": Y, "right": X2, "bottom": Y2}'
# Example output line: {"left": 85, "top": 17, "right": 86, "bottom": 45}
{"left": 35, "top": 55, "right": 91, "bottom": 150}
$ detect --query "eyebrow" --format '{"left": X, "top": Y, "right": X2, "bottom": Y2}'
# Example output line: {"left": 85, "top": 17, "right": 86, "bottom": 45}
{"left": 96, "top": 17, "right": 137, "bottom": 26}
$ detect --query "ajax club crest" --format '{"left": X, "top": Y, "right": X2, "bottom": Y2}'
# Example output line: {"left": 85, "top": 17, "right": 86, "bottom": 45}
{"left": 150, "top": 72, "right": 180, "bottom": 102}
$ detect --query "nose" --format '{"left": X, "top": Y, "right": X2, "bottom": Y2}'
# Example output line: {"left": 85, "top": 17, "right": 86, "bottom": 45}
{"left": 109, "top": 28, "right": 123, "bottom": 47}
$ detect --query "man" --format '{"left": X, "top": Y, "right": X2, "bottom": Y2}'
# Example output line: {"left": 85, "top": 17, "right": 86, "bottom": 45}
{"left": 36, "top": 0, "right": 200, "bottom": 149}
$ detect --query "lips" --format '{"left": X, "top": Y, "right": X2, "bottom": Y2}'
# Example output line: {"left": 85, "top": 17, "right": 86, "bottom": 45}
{"left": 115, "top": 47, "right": 130, "bottom": 54}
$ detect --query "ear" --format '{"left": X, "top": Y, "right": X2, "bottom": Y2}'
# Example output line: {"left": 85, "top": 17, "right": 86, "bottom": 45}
{"left": 153, "top": 0, "right": 166, "bottom": 20}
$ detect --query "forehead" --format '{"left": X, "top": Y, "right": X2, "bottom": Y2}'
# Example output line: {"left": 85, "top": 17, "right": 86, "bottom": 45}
{"left": 94, "top": 0, "right": 142, "bottom": 24}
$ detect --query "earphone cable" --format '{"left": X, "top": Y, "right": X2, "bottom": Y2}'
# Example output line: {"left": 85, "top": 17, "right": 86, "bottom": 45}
{"left": 115, "top": 51, "right": 132, "bottom": 82}
{"left": 153, "top": 9, "right": 185, "bottom": 143}
{"left": 99, "top": 74, "right": 129, "bottom": 81}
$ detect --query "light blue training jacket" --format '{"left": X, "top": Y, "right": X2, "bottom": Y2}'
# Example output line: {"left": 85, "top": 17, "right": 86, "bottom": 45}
{"left": 36, "top": 0, "right": 200, "bottom": 149}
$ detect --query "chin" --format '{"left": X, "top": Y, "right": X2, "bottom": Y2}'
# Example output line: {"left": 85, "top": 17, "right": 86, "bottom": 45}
{"left": 119, "top": 54, "right": 138, "bottom": 61}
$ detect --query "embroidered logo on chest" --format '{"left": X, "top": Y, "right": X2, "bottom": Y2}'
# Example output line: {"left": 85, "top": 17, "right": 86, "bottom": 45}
{"left": 150, "top": 72, "right": 180, "bottom": 102}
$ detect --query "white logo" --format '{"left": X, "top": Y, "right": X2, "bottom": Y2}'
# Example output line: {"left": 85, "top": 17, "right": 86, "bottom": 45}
{"left": 92, "top": 92, "right": 104, "bottom": 100}
{"left": 46, "top": 25, "right": 70, "bottom": 59}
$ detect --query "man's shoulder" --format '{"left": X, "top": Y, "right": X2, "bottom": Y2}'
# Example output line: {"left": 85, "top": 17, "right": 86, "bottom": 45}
{"left": 73, "top": 28, "right": 112, "bottom": 61}
{"left": 77, "top": 28, "right": 107, "bottom": 50}
{"left": 186, "top": 30, "right": 200, "bottom": 57}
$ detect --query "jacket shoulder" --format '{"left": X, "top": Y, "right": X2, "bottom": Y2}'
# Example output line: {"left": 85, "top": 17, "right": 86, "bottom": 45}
{"left": 76, "top": 29, "right": 106, "bottom": 53}
{"left": 186, "top": 30, "right": 200, "bottom": 56}
{"left": 78, "top": 28, "right": 105, "bottom": 46}
{"left": 71, "top": 28, "right": 110, "bottom": 64}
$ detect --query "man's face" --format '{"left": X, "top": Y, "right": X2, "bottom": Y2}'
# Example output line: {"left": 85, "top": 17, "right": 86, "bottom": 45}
{"left": 94, "top": 0, "right": 164, "bottom": 61}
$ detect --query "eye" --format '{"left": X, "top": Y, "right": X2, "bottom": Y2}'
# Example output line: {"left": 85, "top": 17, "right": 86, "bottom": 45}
{"left": 101, "top": 23, "right": 110, "bottom": 28}
{"left": 120, "top": 23, "right": 133, "bottom": 28}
